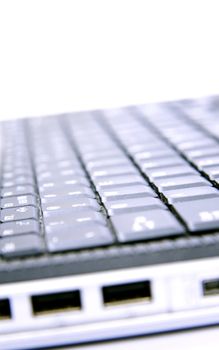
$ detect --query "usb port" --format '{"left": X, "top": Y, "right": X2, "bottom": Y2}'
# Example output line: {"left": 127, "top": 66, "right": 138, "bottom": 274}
{"left": 31, "top": 290, "right": 81, "bottom": 316}
{"left": 0, "top": 299, "right": 12, "bottom": 320}
{"left": 202, "top": 279, "right": 219, "bottom": 297}
{"left": 102, "top": 280, "right": 152, "bottom": 307}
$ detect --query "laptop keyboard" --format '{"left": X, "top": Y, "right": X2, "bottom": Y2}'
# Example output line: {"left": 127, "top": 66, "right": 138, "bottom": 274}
{"left": 1, "top": 96, "right": 219, "bottom": 259}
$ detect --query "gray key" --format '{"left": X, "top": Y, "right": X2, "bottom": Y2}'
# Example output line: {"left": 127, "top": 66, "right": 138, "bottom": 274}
{"left": 205, "top": 166, "right": 219, "bottom": 180}
{"left": 128, "top": 141, "right": 166, "bottom": 153}
{"left": 37, "top": 168, "right": 84, "bottom": 181}
{"left": 195, "top": 156, "right": 219, "bottom": 170}
{"left": 140, "top": 157, "right": 186, "bottom": 170}
{"left": 0, "top": 220, "right": 40, "bottom": 237}
{"left": 91, "top": 165, "right": 138, "bottom": 179}
{"left": 100, "top": 185, "right": 155, "bottom": 202}
{"left": 145, "top": 165, "right": 197, "bottom": 181}
{"left": 0, "top": 206, "right": 38, "bottom": 223}
{"left": 2, "top": 176, "right": 35, "bottom": 187}
{"left": 106, "top": 197, "right": 165, "bottom": 215}
{"left": 186, "top": 147, "right": 219, "bottom": 160}
{"left": 36, "top": 159, "right": 79, "bottom": 172}
{"left": 79, "top": 143, "right": 115, "bottom": 153}
{"left": 2, "top": 168, "right": 33, "bottom": 179}
{"left": 46, "top": 223, "right": 114, "bottom": 252}
{"left": 41, "top": 186, "right": 95, "bottom": 202}
{"left": 39, "top": 176, "right": 89, "bottom": 188}
{"left": 86, "top": 157, "right": 130, "bottom": 170}
{"left": 95, "top": 174, "right": 145, "bottom": 190}
{"left": 154, "top": 175, "right": 209, "bottom": 192}
{"left": 165, "top": 130, "right": 203, "bottom": 143}
{"left": 174, "top": 197, "right": 219, "bottom": 231}
{"left": 39, "top": 178, "right": 90, "bottom": 194}
{"left": 1, "top": 195, "right": 37, "bottom": 209}
{"left": 133, "top": 148, "right": 176, "bottom": 161}
{"left": 111, "top": 209, "right": 184, "bottom": 242}
{"left": 177, "top": 138, "right": 216, "bottom": 151}
{"left": 0, "top": 234, "right": 44, "bottom": 258}
{"left": 40, "top": 185, "right": 93, "bottom": 198}
{"left": 42, "top": 197, "right": 99, "bottom": 212}
{"left": 163, "top": 186, "right": 219, "bottom": 204}
{"left": 82, "top": 149, "right": 124, "bottom": 161}
{"left": 43, "top": 208, "right": 105, "bottom": 224}
{"left": 1, "top": 185, "right": 36, "bottom": 198}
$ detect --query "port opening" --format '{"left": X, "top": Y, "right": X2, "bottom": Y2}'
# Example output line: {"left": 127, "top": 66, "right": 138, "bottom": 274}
{"left": 31, "top": 290, "right": 81, "bottom": 316}
{"left": 202, "top": 279, "right": 219, "bottom": 297}
{"left": 102, "top": 280, "right": 152, "bottom": 307}
{"left": 0, "top": 299, "right": 12, "bottom": 320}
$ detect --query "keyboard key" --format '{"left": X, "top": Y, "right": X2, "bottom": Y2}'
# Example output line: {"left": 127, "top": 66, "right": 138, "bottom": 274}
{"left": 43, "top": 208, "right": 105, "bottom": 224}
{"left": 82, "top": 150, "right": 124, "bottom": 161}
{"left": 46, "top": 223, "right": 114, "bottom": 252}
{"left": 186, "top": 147, "right": 219, "bottom": 160}
{"left": 0, "top": 206, "right": 38, "bottom": 223}
{"left": 128, "top": 141, "right": 166, "bottom": 153}
{"left": 174, "top": 197, "right": 219, "bottom": 231}
{"left": 163, "top": 186, "right": 219, "bottom": 204}
{"left": 106, "top": 197, "right": 165, "bottom": 215}
{"left": 145, "top": 165, "right": 197, "bottom": 181}
{"left": 2, "top": 168, "right": 33, "bottom": 179}
{"left": 42, "top": 197, "right": 99, "bottom": 212}
{"left": 95, "top": 174, "right": 145, "bottom": 189}
{"left": 41, "top": 186, "right": 95, "bottom": 201}
{"left": 86, "top": 157, "right": 130, "bottom": 170}
{"left": 36, "top": 159, "right": 79, "bottom": 172}
{"left": 111, "top": 209, "right": 184, "bottom": 242}
{"left": 0, "top": 220, "right": 40, "bottom": 237}
{"left": 140, "top": 157, "right": 186, "bottom": 170}
{"left": 1, "top": 185, "right": 36, "bottom": 198}
{"left": 91, "top": 165, "right": 138, "bottom": 179}
{"left": 39, "top": 179, "right": 90, "bottom": 194}
{"left": 40, "top": 186, "right": 93, "bottom": 199}
{"left": 37, "top": 168, "right": 84, "bottom": 181}
{"left": 196, "top": 156, "right": 219, "bottom": 170}
{"left": 177, "top": 139, "right": 217, "bottom": 151}
{"left": 154, "top": 175, "right": 209, "bottom": 191}
{"left": 0, "top": 234, "right": 44, "bottom": 258}
{"left": 2, "top": 176, "right": 35, "bottom": 187}
{"left": 100, "top": 185, "right": 155, "bottom": 202}
{"left": 205, "top": 166, "right": 219, "bottom": 180}
{"left": 133, "top": 148, "right": 176, "bottom": 161}
{"left": 39, "top": 176, "right": 90, "bottom": 189}
{"left": 1, "top": 195, "right": 37, "bottom": 209}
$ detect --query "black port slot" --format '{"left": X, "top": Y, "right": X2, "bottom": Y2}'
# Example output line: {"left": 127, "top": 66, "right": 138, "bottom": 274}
{"left": 31, "top": 290, "right": 81, "bottom": 316}
{"left": 0, "top": 299, "right": 12, "bottom": 320}
{"left": 202, "top": 279, "right": 219, "bottom": 296}
{"left": 102, "top": 280, "right": 152, "bottom": 307}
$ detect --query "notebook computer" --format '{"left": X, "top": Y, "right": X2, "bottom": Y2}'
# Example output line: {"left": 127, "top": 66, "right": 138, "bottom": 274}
{"left": 1, "top": 95, "right": 219, "bottom": 350}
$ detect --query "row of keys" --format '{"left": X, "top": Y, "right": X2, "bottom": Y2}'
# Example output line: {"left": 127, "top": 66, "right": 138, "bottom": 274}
{"left": 102, "top": 109, "right": 185, "bottom": 241}
{"left": 137, "top": 103, "right": 219, "bottom": 231}
{"left": 67, "top": 115, "right": 160, "bottom": 216}
{"left": 178, "top": 97, "right": 219, "bottom": 140}
{"left": 1, "top": 101, "right": 219, "bottom": 259}
{"left": 0, "top": 121, "right": 44, "bottom": 258}
{"left": 177, "top": 101, "right": 219, "bottom": 183}
{"left": 140, "top": 103, "right": 219, "bottom": 181}
{"left": 67, "top": 114, "right": 178, "bottom": 242}
{"left": 28, "top": 116, "right": 114, "bottom": 253}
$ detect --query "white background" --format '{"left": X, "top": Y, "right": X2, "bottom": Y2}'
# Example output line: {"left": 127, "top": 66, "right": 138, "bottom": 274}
{"left": 0, "top": 0, "right": 219, "bottom": 120}
{"left": 0, "top": 1, "right": 219, "bottom": 348}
